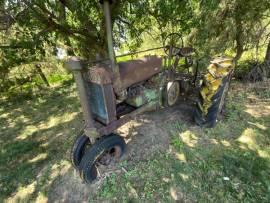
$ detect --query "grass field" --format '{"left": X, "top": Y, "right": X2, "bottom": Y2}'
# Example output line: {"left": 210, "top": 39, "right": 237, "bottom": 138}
{"left": 0, "top": 80, "right": 269, "bottom": 202}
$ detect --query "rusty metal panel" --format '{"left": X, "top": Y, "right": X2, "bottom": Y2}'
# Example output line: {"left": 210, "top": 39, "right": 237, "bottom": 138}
{"left": 73, "top": 71, "right": 96, "bottom": 130}
{"left": 118, "top": 55, "right": 162, "bottom": 89}
{"left": 84, "top": 66, "right": 113, "bottom": 85}
{"left": 98, "top": 102, "right": 158, "bottom": 135}
{"left": 102, "top": 84, "right": 117, "bottom": 123}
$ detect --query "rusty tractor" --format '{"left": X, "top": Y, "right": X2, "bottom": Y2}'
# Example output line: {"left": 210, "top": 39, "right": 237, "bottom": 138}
{"left": 65, "top": 0, "right": 235, "bottom": 183}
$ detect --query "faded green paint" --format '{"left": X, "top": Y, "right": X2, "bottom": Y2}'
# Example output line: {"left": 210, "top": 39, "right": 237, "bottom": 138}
{"left": 126, "top": 88, "right": 159, "bottom": 107}
{"left": 127, "top": 96, "right": 144, "bottom": 107}
{"left": 125, "top": 72, "right": 167, "bottom": 108}
{"left": 145, "top": 89, "right": 158, "bottom": 100}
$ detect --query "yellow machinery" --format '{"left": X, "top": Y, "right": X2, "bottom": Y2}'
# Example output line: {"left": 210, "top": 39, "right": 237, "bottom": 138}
{"left": 195, "top": 57, "right": 235, "bottom": 127}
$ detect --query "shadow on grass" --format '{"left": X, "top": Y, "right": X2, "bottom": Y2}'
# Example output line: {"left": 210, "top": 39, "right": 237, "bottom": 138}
{"left": 0, "top": 81, "right": 269, "bottom": 202}
{"left": 160, "top": 85, "right": 269, "bottom": 202}
{"left": 93, "top": 82, "right": 270, "bottom": 202}
{"left": 0, "top": 83, "right": 84, "bottom": 202}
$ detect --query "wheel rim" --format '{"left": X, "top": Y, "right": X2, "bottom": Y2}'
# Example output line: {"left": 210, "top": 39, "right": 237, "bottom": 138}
{"left": 87, "top": 145, "right": 123, "bottom": 180}
{"left": 98, "top": 145, "right": 123, "bottom": 166}
{"left": 84, "top": 145, "right": 123, "bottom": 181}
{"left": 167, "top": 82, "right": 180, "bottom": 106}
{"left": 79, "top": 134, "right": 126, "bottom": 183}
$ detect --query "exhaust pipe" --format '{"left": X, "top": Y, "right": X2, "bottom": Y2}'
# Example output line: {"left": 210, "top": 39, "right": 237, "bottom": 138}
{"left": 102, "top": 0, "right": 122, "bottom": 92}
{"left": 103, "top": 0, "right": 116, "bottom": 67}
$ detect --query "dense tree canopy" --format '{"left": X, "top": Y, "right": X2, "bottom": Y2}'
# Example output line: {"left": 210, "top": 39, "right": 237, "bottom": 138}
{"left": 0, "top": 0, "right": 270, "bottom": 92}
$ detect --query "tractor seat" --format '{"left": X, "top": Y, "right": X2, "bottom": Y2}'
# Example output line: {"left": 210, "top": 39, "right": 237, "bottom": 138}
{"left": 118, "top": 55, "right": 162, "bottom": 89}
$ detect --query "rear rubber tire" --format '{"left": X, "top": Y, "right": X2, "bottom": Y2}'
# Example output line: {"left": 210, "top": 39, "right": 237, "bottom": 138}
{"left": 194, "top": 75, "right": 231, "bottom": 128}
{"left": 79, "top": 133, "right": 126, "bottom": 183}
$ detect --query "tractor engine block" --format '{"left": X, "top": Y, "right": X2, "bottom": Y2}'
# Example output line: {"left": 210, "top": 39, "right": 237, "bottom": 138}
{"left": 125, "top": 77, "right": 160, "bottom": 108}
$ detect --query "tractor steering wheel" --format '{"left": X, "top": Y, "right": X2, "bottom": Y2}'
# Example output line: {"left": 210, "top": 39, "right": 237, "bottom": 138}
{"left": 163, "top": 33, "right": 184, "bottom": 57}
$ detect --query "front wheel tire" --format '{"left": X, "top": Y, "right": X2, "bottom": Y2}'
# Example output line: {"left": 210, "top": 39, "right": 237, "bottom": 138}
{"left": 163, "top": 81, "right": 180, "bottom": 107}
{"left": 79, "top": 133, "right": 126, "bottom": 183}
{"left": 71, "top": 134, "right": 91, "bottom": 169}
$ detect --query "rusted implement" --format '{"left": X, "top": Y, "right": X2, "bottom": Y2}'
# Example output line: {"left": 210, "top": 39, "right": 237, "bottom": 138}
{"left": 66, "top": 0, "right": 234, "bottom": 183}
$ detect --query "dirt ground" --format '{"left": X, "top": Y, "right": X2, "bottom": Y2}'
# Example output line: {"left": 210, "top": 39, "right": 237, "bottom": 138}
{"left": 47, "top": 101, "right": 194, "bottom": 202}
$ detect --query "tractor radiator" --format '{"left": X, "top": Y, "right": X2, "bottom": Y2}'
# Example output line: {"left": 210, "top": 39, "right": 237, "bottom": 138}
{"left": 86, "top": 82, "right": 116, "bottom": 125}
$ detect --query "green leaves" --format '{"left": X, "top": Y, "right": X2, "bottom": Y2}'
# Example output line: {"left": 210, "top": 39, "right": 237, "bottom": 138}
{"left": 1, "top": 0, "right": 269, "bottom": 93}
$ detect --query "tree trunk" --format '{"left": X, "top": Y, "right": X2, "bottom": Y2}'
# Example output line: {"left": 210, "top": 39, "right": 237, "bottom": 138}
{"left": 234, "top": 39, "right": 244, "bottom": 64}
{"left": 265, "top": 39, "right": 270, "bottom": 62}
{"left": 233, "top": 4, "right": 245, "bottom": 66}
{"left": 234, "top": 17, "right": 244, "bottom": 65}
{"left": 247, "top": 39, "right": 270, "bottom": 82}
{"left": 35, "top": 64, "right": 50, "bottom": 87}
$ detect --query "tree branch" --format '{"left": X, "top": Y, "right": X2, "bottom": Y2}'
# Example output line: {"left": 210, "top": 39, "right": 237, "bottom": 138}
{"left": 0, "top": 27, "right": 52, "bottom": 50}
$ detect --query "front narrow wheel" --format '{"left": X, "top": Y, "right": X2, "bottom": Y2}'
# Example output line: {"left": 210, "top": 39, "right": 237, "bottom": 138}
{"left": 163, "top": 81, "right": 180, "bottom": 107}
{"left": 71, "top": 134, "right": 91, "bottom": 169}
{"left": 79, "top": 133, "right": 126, "bottom": 183}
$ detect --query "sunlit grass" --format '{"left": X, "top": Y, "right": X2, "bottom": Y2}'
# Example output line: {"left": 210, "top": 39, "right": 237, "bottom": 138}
{"left": 0, "top": 83, "right": 82, "bottom": 202}
{"left": 97, "top": 81, "right": 270, "bottom": 202}
{"left": 0, "top": 79, "right": 269, "bottom": 202}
